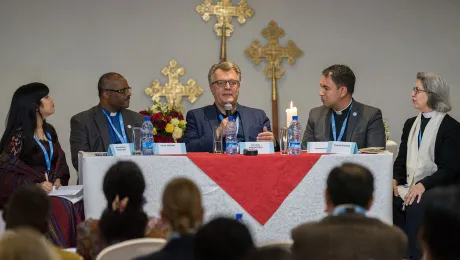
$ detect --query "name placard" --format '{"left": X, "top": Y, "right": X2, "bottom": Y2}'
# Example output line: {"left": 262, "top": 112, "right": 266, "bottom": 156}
{"left": 107, "top": 143, "right": 133, "bottom": 156}
{"left": 306, "top": 142, "right": 329, "bottom": 153}
{"left": 153, "top": 143, "right": 187, "bottom": 155}
{"left": 239, "top": 142, "right": 274, "bottom": 154}
{"left": 327, "top": 141, "right": 358, "bottom": 154}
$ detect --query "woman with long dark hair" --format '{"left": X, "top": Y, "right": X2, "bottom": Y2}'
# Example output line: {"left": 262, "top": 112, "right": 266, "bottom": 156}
{"left": 77, "top": 161, "right": 169, "bottom": 260}
{"left": 0, "top": 82, "right": 84, "bottom": 247}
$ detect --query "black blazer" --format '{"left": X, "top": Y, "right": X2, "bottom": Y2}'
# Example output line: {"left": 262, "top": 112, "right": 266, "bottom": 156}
{"left": 393, "top": 114, "right": 460, "bottom": 190}
{"left": 134, "top": 235, "right": 194, "bottom": 260}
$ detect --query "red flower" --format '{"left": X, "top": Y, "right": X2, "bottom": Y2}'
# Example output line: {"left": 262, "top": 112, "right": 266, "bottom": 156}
{"left": 178, "top": 114, "right": 184, "bottom": 121}
{"left": 163, "top": 116, "right": 171, "bottom": 122}
{"left": 169, "top": 110, "right": 179, "bottom": 118}
{"left": 152, "top": 113, "right": 162, "bottom": 121}
{"left": 156, "top": 120, "right": 166, "bottom": 130}
{"left": 154, "top": 135, "right": 164, "bottom": 143}
{"left": 165, "top": 136, "right": 174, "bottom": 143}
{"left": 139, "top": 110, "right": 150, "bottom": 116}
{"left": 9, "top": 141, "right": 14, "bottom": 147}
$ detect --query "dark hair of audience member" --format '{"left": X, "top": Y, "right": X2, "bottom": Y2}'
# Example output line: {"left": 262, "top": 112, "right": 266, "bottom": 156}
{"left": 420, "top": 185, "right": 460, "bottom": 260}
{"left": 0, "top": 82, "right": 57, "bottom": 154}
{"left": 243, "top": 247, "right": 291, "bottom": 260}
{"left": 3, "top": 185, "right": 51, "bottom": 235}
{"left": 99, "top": 161, "right": 147, "bottom": 244}
{"left": 161, "top": 178, "right": 203, "bottom": 234}
{"left": 194, "top": 217, "right": 255, "bottom": 260}
{"left": 327, "top": 163, "right": 374, "bottom": 208}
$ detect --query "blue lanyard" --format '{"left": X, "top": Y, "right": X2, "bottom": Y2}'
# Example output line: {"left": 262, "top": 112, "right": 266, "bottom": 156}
{"left": 331, "top": 104, "right": 353, "bottom": 142}
{"left": 33, "top": 132, "right": 54, "bottom": 174}
{"left": 219, "top": 114, "right": 240, "bottom": 134}
{"left": 331, "top": 205, "right": 367, "bottom": 216}
{"left": 102, "top": 110, "right": 128, "bottom": 143}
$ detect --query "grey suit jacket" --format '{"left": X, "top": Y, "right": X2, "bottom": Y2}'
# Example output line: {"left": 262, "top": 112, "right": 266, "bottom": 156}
{"left": 69, "top": 104, "right": 144, "bottom": 170}
{"left": 302, "top": 100, "right": 386, "bottom": 149}
{"left": 291, "top": 213, "right": 407, "bottom": 260}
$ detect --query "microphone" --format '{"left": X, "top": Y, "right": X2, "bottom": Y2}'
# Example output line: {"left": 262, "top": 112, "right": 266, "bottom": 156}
{"left": 225, "top": 103, "right": 232, "bottom": 118}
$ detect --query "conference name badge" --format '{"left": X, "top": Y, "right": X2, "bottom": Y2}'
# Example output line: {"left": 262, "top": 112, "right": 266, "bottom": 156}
{"left": 153, "top": 143, "right": 187, "bottom": 155}
{"left": 239, "top": 142, "right": 274, "bottom": 154}
{"left": 327, "top": 141, "right": 359, "bottom": 154}
{"left": 107, "top": 143, "right": 133, "bottom": 156}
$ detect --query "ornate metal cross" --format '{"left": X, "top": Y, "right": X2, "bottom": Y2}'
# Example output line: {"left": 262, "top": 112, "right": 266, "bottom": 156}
{"left": 245, "top": 20, "right": 303, "bottom": 135}
{"left": 145, "top": 59, "right": 204, "bottom": 112}
{"left": 196, "top": 0, "right": 254, "bottom": 62}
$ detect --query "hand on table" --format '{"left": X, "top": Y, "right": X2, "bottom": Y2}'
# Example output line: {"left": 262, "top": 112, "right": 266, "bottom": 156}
{"left": 257, "top": 127, "right": 274, "bottom": 142}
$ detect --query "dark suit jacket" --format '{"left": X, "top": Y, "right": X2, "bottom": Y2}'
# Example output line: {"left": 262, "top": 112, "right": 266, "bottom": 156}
{"left": 182, "top": 104, "right": 273, "bottom": 152}
{"left": 302, "top": 100, "right": 386, "bottom": 149}
{"left": 134, "top": 235, "right": 194, "bottom": 260}
{"left": 393, "top": 114, "right": 460, "bottom": 190}
{"left": 291, "top": 213, "right": 407, "bottom": 260}
{"left": 69, "top": 104, "right": 144, "bottom": 170}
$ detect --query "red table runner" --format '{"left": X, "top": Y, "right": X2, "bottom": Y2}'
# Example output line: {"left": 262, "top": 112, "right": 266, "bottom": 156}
{"left": 187, "top": 153, "right": 322, "bottom": 225}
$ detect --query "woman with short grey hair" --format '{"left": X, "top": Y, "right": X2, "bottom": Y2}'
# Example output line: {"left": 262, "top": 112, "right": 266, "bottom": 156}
{"left": 392, "top": 72, "right": 460, "bottom": 260}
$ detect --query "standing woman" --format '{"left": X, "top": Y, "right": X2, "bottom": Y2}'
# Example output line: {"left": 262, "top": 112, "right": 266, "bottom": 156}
{"left": 393, "top": 73, "right": 460, "bottom": 260}
{"left": 0, "top": 82, "right": 84, "bottom": 247}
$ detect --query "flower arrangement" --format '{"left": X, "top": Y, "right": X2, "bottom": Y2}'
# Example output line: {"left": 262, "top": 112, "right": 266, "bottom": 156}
{"left": 383, "top": 119, "right": 390, "bottom": 141}
{"left": 139, "top": 101, "right": 186, "bottom": 143}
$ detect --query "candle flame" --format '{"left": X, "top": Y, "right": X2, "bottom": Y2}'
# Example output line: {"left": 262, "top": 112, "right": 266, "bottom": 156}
{"left": 290, "top": 101, "right": 293, "bottom": 109}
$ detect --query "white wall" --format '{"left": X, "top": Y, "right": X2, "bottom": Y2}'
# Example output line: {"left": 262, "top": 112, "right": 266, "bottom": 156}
{"left": 1, "top": 0, "right": 459, "bottom": 183}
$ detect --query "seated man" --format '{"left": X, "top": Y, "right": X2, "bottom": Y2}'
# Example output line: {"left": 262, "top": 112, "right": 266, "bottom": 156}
{"left": 3, "top": 185, "right": 82, "bottom": 260}
{"left": 70, "top": 72, "right": 144, "bottom": 170}
{"left": 302, "top": 64, "right": 386, "bottom": 149}
{"left": 291, "top": 163, "right": 407, "bottom": 260}
{"left": 183, "top": 61, "right": 275, "bottom": 152}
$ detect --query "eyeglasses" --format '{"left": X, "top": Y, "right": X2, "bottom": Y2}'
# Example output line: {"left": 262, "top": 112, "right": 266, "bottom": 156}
{"left": 413, "top": 87, "right": 431, "bottom": 95}
{"left": 105, "top": 87, "right": 132, "bottom": 95}
{"left": 212, "top": 80, "right": 240, "bottom": 89}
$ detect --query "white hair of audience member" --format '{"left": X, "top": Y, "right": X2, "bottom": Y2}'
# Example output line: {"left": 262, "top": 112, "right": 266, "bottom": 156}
{"left": 0, "top": 228, "right": 59, "bottom": 260}
{"left": 416, "top": 72, "right": 452, "bottom": 112}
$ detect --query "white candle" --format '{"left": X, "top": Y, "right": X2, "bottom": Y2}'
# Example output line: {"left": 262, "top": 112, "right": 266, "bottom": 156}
{"left": 285, "top": 101, "right": 298, "bottom": 127}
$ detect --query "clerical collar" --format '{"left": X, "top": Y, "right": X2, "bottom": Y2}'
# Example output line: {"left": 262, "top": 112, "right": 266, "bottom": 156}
{"left": 102, "top": 108, "right": 119, "bottom": 117}
{"left": 422, "top": 110, "right": 437, "bottom": 118}
{"left": 333, "top": 100, "right": 353, "bottom": 115}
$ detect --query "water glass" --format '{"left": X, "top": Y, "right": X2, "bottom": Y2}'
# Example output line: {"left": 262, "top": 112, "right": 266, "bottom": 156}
{"left": 132, "top": 127, "right": 142, "bottom": 155}
{"left": 213, "top": 125, "right": 223, "bottom": 154}
{"left": 279, "top": 127, "right": 289, "bottom": 155}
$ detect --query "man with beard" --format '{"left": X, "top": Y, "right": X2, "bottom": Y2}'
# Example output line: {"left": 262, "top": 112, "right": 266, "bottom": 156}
{"left": 70, "top": 72, "right": 144, "bottom": 170}
{"left": 183, "top": 61, "right": 276, "bottom": 152}
{"left": 302, "top": 64, "right": 386, "bottom": 149}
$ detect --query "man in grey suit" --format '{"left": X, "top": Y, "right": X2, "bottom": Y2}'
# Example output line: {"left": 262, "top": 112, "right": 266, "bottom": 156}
{"left": 302, "top": 64, "right": 386, "bottom": 149}
{"left": 292, "top": 163, "right": 407, "bottom": 260}
{"left": 70, "top": 72, "right": 144, "bottom": 170}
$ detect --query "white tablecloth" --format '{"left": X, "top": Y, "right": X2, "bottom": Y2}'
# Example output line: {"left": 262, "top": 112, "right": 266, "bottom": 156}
{"left": 81, "top": 153, "right": 393, "bottom": 244}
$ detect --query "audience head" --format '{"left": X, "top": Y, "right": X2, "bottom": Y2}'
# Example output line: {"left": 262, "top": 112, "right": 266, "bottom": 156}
{"left": 0, "top": 82, "right": 55, "bottom": 154}
{"left": 420, "top": 185, "right": 460, "bottom": 260}
{"left": 208, "top": 61, "right": 241, "bottom": 109}
{"left": 161, "top": 177, "right": 203, "bottom": 234}
{"left": 0, "top": 229, "right": 59, "bottom": 260}
{"left": 195, "top": 217, "right": 255, "bottom": 260}
{"left": 99, "top": 160, "right": 148, "bottom": 244}
{"left": 413, "top": 72, "right": 451, "bottom": 113}
{"left": 319, "top": 64, "right": 355, "bottom": 109}
{"left": 97, "top": 72, "right": 131, "bottom": 111}
{"left": 243, "top": 247, "right": 291, "bottom": 260}
{"left": 325, "top": 163, "right": 374, "bottom": 213}
{"left": 3, "top": 185, "right": 50, "bottom": 235}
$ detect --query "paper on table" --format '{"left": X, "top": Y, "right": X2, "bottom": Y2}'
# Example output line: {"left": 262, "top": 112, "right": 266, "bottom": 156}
{"left": 48, "top": 185, "right": 83, "bottom": 204}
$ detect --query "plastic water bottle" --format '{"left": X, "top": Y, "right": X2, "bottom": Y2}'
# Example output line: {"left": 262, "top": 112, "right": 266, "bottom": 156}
{"left": 235, "top": 213, "right": 243, "bottom": 222}
{"left": 288, "top": 116, "right": 302, "bottom": 155}
{"left": 225, "top": 116, "right": 238, "bottom": 155}
{"left": 141, "top": 116, "right": 154, "bottom": 155}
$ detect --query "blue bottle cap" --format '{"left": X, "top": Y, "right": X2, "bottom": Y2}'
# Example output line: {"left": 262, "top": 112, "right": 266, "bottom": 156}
{"left": 228, "top": 116, "right": 234, "bottom": 121}
{"left": 235, "top": 213, "right": 243, "bottom": 220}
{"left": 144, "top": 116, "right": 151, "bottom": 121}
{"left": 292, "top": 116, "right": 298, "bottom": 120}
